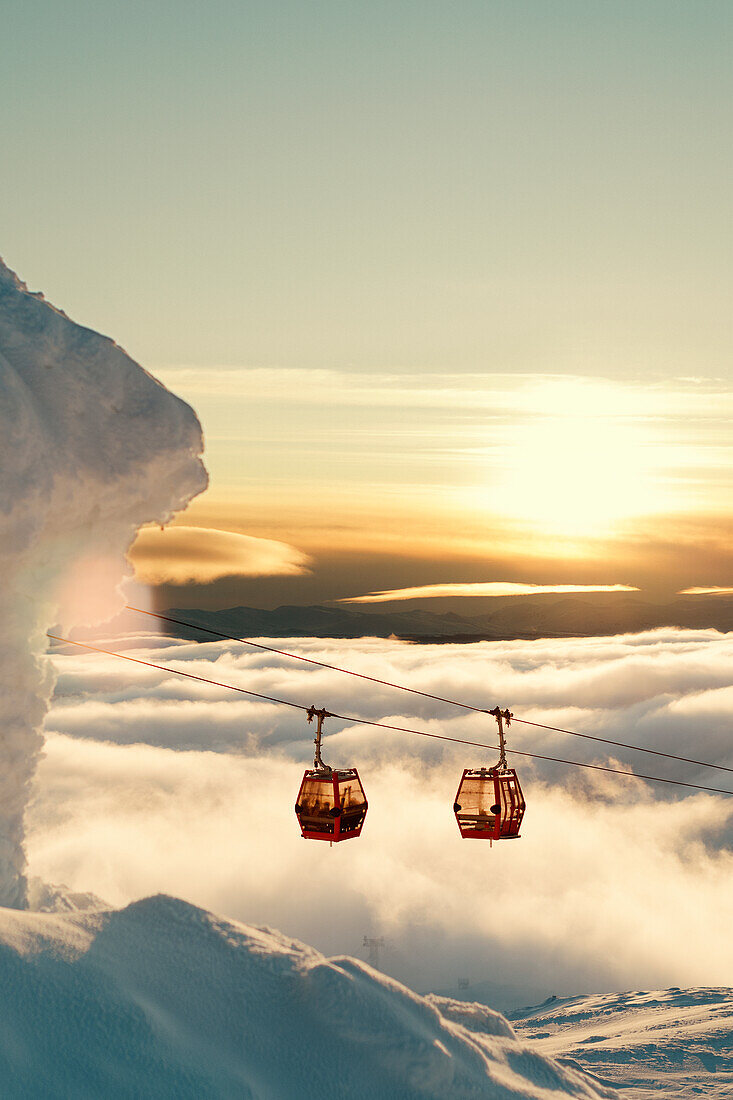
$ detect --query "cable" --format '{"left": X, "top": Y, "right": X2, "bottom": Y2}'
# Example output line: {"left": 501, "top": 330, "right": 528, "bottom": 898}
{"left": 511, "top": 716, "right": 733, "bottom": 776}
{"left": 47, "top": 633, "right": 733, "bottom": 798}
{"left": 126, "top": 605, "right": 733, "bottom": 777}
{"left": 127, "top": 606, "right": 493, "bottom": 713}
{"left": 46, "top": 634, "right": 308, "bottom": 713}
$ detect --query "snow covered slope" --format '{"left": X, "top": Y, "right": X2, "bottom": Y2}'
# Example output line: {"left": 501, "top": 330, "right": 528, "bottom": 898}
{"left": 0, "top": 894, "right": 612, "bottom": 1099}
{"left": 512, "top": 988, "right": 733, "bottom": 1098}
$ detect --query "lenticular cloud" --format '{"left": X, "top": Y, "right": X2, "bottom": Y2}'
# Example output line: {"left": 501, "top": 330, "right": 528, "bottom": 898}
{"left": 0, "top": 258, "right": 207, "bottom": 907}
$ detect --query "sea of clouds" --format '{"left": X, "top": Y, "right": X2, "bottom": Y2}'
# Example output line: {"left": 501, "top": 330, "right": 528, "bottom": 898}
{"left": 34, "top": 626, "right": 733, "bottom": 1005}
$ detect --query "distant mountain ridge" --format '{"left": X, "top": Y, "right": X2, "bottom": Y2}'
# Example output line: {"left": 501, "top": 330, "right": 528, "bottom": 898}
{"left": 161, "top": 593, "right": 733, "bottom": 642}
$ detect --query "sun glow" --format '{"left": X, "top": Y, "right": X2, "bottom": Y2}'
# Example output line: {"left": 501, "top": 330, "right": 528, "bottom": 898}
{"left": 474, "top": 386, "right": 665, "bottom": 538}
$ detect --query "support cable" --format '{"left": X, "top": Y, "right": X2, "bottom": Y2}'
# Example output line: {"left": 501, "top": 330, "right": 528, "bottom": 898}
{"left": 47, "top": 633, "right": 733, "bottom": 798}
{"left": 125, "top": 606, "right": 733, "bottom": 777}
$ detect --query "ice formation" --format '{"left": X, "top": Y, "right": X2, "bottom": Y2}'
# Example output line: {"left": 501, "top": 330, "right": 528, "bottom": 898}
{"left": 0, "top": 258, "right": 207, "bottom": 907}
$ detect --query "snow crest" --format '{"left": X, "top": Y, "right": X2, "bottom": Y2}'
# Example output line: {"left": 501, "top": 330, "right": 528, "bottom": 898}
{"left": 0, "top": 894, "right": 612, "bottom": 1098}
{"left": 0, "top": 259, "right": 207, "bottom": 907}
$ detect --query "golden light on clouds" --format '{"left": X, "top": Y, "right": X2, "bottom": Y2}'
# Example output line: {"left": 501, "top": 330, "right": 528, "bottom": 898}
{"left": 342, "top": 583, "right": 639, "bottom": 604}
{"left": 152, "top": 368, "right": 733, "bottom": 591}
{"left": 129, "top": 526, "right": 311, "bottom": 585}
{"left": 678, "top": 587, "right": 733, "bottom": 596}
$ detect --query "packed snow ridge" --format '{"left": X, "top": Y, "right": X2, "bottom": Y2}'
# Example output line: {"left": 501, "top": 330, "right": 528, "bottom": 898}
{"left": 0, "top": 893, "right": 611, "bottom": 1099}
{"left": 0, "top": 258, "right": 207, "bottom": 907}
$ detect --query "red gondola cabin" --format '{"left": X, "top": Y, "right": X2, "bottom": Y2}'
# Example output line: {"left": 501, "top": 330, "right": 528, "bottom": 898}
{"left": 294, "top": 705, "right": 368, "bottom": 843}
{"left": 454, "top": 706, "right": 526, "bottom": 842}
{"left": 453, "top": 767, "right": 525, "bottom": 840}
{"left": 295, "top": 768, "right": 368, "bottom": 842}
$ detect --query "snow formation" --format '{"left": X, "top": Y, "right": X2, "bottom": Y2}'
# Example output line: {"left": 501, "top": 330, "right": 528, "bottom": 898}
{"left": 512, "top": 988, "right": 733, "bottom": 1098}
{"left": 0, "top": 893, "right": 612, "bottom": 1098}
{"left": 0, "top": 258, "right": 207, "bottom": 908}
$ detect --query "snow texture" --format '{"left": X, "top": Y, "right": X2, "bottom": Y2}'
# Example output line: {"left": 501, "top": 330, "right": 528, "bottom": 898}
{"left": 0, "top": 892, "right": 612, "bottom": 1099}
{"left": 512, "top": 988, "right": 733, "bottom": 1098}
{"left": 0, "top": 258, "right": 207, "bottom": 907}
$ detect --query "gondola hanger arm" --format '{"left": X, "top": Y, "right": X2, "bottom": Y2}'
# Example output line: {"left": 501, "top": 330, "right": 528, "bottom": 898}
{"left": 307, "top": 705, "right": 333, "bottom": 771}
{"left": 489, "top": 706, "right": 512, "bottom": 771}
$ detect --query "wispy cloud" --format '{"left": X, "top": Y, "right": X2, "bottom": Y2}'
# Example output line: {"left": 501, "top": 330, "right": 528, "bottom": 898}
{"left": 341, "top": 583, "right": 639, "bottom": 603}
{"left": 156, "top": 368, "right": 733, "bottom": 421}
{"left": 155, "top": 370, "right": 733, "bottom": 567}
{"left": 678, "top": 586, "right": 733, "bottom": 596}
{"left": 129, "top": 526, "right": 311, "bottom": 585}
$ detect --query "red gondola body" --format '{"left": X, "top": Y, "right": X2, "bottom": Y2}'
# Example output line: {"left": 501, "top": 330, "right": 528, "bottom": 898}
{"left": 454, "top": 706, "right": 526, "bottom": 842}
{"left": 294, "top": 705, "right": 368, "bottom": 843}
{"left": 453, "top": 767, "right": 525, "bottom": 840}
{"left": 295, "top": 767, "right": 368, "bottom": 842}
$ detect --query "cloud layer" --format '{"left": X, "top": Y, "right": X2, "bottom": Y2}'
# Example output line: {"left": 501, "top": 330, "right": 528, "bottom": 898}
{"left": 36, "top": 628, "right": 733, "bottom": 1004}
{"left": 342, "top": 583, "right": 639, "bottom": 603}
{"left": 129, "top": 526, "right": 311, "bottom": 584}
{"left": 679, "top": 586, "right": 733, "bottom": 596}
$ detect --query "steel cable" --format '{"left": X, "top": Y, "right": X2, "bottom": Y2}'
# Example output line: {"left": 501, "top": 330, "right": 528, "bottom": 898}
{"left": 125, "top": 606, "right": 733, "bottom": 776}
{"left": 47, "top": 633, "right": 733, "bottom": 798}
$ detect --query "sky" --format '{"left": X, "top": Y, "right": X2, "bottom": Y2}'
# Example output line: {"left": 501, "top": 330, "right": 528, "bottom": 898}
{"left": 2, "top": 1, "right": 732, "bottom": 606}
{"left": 4, "top": 4, "right": 733, "bottom": 1019}
{"left": 38, "top": 627, "right": 733, "bottom": 1002}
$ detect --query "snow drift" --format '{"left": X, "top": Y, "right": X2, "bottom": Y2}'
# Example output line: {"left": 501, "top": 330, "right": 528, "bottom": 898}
{"left": 0, "top": 892, "right": 612, "bottom": 1098}
{"left": 512, "top": 987, "right": 733, "bottom": 1098}
{"left": 0, "top": 258, "right": 207, "bottom": 907}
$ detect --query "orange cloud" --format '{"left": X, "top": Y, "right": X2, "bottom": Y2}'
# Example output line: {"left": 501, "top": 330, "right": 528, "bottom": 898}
{"left": 678, "top": 587, "right": 733, "bottom": 596}
{"left": 129, "top": 526, "right": 311, "bottom": 585}
{"left": 341, "top": 582, "right": 639, "bottom": 604}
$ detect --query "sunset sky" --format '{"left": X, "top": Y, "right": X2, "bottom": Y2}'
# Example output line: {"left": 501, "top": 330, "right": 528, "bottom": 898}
{"left": 6, "top": 4, "right": 733, "bottom": 1056}
{"left": 3, "top": 1, "right": 732, "bottom": 609}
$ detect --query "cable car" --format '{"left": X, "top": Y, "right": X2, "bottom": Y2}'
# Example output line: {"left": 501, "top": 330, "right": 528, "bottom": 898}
{"left": 454, "top": 707, "right": 525, "bottom": 842}
{"left": 295, "top": 706, "right": 368, "bottom": 843}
